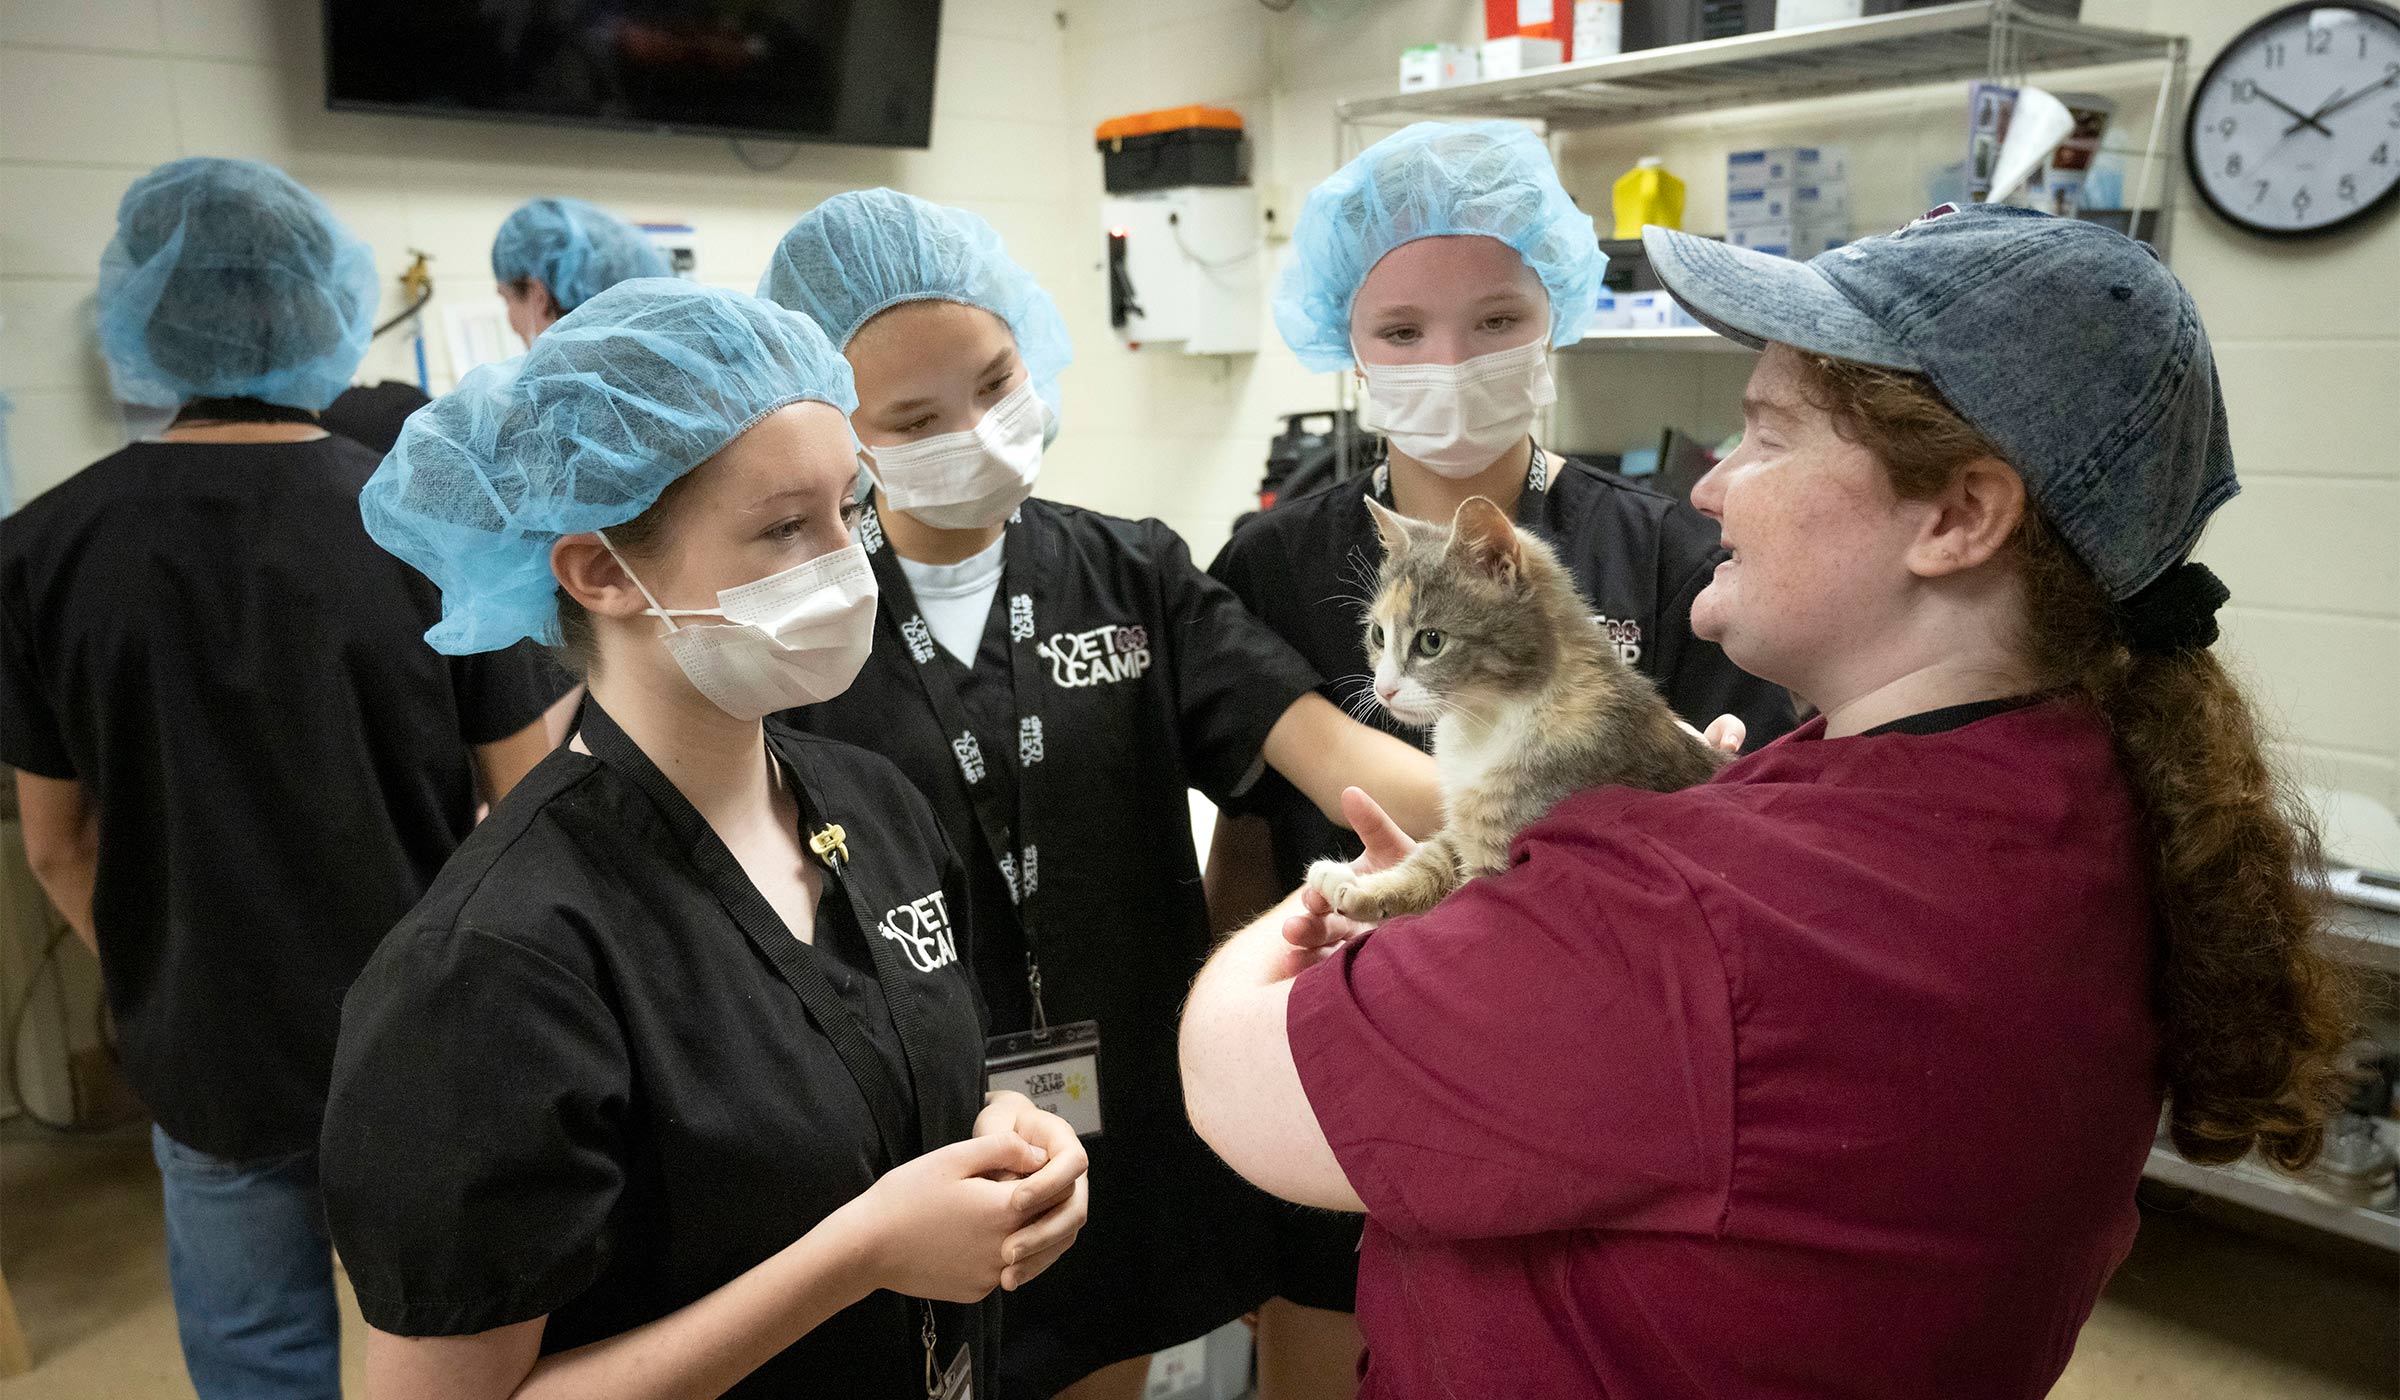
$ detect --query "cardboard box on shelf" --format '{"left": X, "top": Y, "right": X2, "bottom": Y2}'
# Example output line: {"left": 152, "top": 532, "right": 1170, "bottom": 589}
{"left": 1399, "top": 43, "right": 1480, "bottom": 91}
{"left": 1776, "top": 0, "right": 1872, "bottom": 26}
{"left": 1591, "top": 289, "right": 1700, "bottom": 332}
{"left": 1573, "top": 0, "right": 1624, "bottom": 59}
{"left": 1726, "top": 145, "right": 1849, "bottom": 193}
{"left": 1481, "top": 35, "right": 1565, "bottom": 78}
{"left": 1773, "top": 0, "right": 2081, "bottom": 29}
{"left": 1726, "top": 224, "right": 1847, "bottom": 258}
{"left": 1725, "top": 183, "right": 1850, "bottom": 229}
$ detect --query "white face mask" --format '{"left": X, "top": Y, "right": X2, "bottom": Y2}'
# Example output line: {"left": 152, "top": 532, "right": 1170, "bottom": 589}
{"left": 1355, "top": 336, "right": 1556, "bottom": 478}
{"left": 861, "top": 381, "right": 1051, "bottom": 530}
{"left": 600, "top": 536, "right": 879, "bottom": 721}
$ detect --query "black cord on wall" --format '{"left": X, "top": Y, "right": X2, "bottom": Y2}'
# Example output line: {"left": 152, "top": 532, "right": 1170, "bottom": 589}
{"left": 731, "top": 138, "right": 804, "bottom": 172}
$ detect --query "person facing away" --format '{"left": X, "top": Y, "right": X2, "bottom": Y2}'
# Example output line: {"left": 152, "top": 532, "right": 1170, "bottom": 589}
{"left": 321, "top": 279, "right": 1089, "bottom": 1399}
{"left": 757, "top": 188, "right": 1443, "bottom": 1400}
{"left": 323, "top": 197, "right": 665, "bottom": 455}
{"left": 1180, "top": 202, "right": 2360, "bottom": 1399}
{"left": 491, "top": 195, "right": 672, "bottom": 348}
{"left": 1202, "top": 119, "right": 1795, "bottom": 1396}
{"left": 0, "top": 155, "right": 569, "bottom": 1400}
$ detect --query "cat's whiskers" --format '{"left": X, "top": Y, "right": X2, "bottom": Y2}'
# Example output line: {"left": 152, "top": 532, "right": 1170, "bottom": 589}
{"left": 1327, "top": 668, "right": 1391, "bottom": 726}
{"left": 1330, "top": 547, "right": 1384, "bottom": 612}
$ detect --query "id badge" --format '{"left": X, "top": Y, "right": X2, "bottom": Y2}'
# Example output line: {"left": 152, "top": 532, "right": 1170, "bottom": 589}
{"left": 984, "top": 1020, "right": 1103, "bottom": 1138}
{"left": 936, "top": 1345, "right": 972, "bottom": 1400}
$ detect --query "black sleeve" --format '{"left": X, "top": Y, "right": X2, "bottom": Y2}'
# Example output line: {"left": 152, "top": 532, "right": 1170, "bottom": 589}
{"left": 323, "top": 381, "right": 432, "bottom": 456}
{"left": 1149, "top": 521, "right": 1323, "bottom": 806}
{"left": 322, "top": 923, "right": 628, "bottom": 1337}
{"left": 0, "top": 539, "right": 73, "bottom": 779}
{"left": 1647, "top": 515, "right": 1798, "bottom": 749}
{"left": 1201, "top": 524, "right": 1289, "bottom": 820}
{"left": 451, "top": 642, "right": 576, "bottom": 746}
{"left": 1203, "top": 525, "right": 1263, "bottom": 612}
{"left": 935, "top": 819, "right": 991, "bottom": 1038}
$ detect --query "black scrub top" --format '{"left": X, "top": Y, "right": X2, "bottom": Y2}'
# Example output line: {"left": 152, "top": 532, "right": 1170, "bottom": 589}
{"left": 321, "top": 711, "right": 994, "bottom": 1397}
{"left": 0, "top": 435, "right": 567, "bottom": 1161}
{"left": 1210, "top": 447, "right": 1798, "bottom": 896}
{"left": 779, "top": 498, "right": 1322, "bottom": 1397}
{"left": 323, "top": 380, "right": 432, "bottom": 455}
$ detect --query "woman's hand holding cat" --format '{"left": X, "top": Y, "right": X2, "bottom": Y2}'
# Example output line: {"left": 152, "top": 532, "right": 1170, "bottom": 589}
{"left": 1680, "top": 714, "right": 1748, "bottom": 755}
{"left": 1287, "top": 787, "right": 1419, "bottom": 953}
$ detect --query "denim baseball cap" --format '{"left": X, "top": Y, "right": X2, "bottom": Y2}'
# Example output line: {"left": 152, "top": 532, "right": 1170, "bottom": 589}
{"left": 1644, "top": 204, "right": 2237, "bottom": 603}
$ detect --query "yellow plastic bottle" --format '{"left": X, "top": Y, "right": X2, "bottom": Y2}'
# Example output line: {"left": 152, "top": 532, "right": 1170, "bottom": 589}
{"left": 1612, "top": 156, "right": 1685, "bottom": 238}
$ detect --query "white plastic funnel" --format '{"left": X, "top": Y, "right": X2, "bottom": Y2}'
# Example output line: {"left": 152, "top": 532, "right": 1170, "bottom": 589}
{"left": 1989, "top": 85, "right": 2075, "bottom": 206}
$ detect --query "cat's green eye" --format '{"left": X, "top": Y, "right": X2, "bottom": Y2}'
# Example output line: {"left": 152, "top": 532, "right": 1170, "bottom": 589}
{"left": 1368, "top": 622, "right": 1385, "bottom": 649}
{"left": 1414, "top": 630, "right": 1446, "bottom": 658}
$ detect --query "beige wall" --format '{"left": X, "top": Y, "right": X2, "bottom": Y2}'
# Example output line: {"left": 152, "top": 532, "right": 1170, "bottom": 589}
{"left": 2113, "top": 0, "right": 2400, "bottom": 815}
{"left": 1066, "top": 0, "right": 2400, "bottom": 811}
{"left": 0, "top": 0, "right": 2393, "bottom": 807}
{"left": 0, "top": 0, "right": 1114, "bottom": 513}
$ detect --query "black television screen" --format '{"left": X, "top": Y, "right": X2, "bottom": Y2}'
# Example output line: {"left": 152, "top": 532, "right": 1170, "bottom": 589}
{"left": 324, "top": 1, "right": 944, "bottom": 149}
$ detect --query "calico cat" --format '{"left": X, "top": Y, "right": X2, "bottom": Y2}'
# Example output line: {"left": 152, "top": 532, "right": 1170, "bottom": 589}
{"left": 1308, "top": 495, "right": 1727, "bottom": 923}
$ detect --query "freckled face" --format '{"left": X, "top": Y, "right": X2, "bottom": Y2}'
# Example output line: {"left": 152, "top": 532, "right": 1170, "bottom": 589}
{"left": 1685, "top": 344, "right": 1934, "bottom": 698}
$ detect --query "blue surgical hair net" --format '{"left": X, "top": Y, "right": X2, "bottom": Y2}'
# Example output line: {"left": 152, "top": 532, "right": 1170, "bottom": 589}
{"left": 361, "top": 280, "right": 859, "bottom": 656}
{"left": 491, "top": 197, "right": 671, "bottom": 314}
{"left": 757, "top": 189, "right": 1073, "bottom": 426}
{"left": 1275, "top": 121, "right": 1607, "bottom": 372}
{"left": 97, "top": 157, "right": 380, "bottom": 411}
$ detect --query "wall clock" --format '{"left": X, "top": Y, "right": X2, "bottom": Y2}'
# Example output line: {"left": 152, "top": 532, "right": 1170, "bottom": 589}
{"left": 2184, "top": 1, "right": 2400, "bottom": 238}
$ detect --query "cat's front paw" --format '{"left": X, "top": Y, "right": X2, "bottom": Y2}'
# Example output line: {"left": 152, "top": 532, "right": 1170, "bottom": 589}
{"left": 1304, "top": 859, "right": 1358, "bottom": 912}
{"left": 1332, "top": 879, "right": 1425, "bottom": 923}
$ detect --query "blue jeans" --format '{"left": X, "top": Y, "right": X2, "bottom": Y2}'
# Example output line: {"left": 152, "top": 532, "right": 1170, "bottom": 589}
{"left": 150, "top": 1125, "right": 342, "bottom": 1400}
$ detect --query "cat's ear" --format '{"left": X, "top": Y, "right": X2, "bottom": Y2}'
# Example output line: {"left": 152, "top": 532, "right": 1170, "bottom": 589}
{"left": 1448, "top": 497, "right": 1522, "bottom": 585}
{"left": 1363, "top": 496, "right": 1413, "bottom": 556}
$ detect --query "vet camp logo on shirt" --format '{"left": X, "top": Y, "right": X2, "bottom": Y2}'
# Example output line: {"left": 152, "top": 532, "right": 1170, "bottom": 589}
{"left": 1037, "top": 623, "right": 1151, "bottom": 688}
{"left": 877, "top": 889, "right": 959, "bottom": 973}
{"left": 1594, "top": 613, "right": 1642, "bottom": 666}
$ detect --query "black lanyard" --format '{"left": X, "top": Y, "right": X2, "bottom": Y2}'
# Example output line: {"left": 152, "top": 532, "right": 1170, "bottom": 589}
{"left": 575, "top": 698, "right": 930, "bottom": 1172}
{"left": 864, "top": 504, "right": 1061, "bottom": 1026}
{"left": 1373, "top": 442, "right": 1550, "bottom": 512}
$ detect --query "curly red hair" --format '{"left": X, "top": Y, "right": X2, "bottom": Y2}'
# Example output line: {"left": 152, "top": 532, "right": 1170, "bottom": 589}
{"left": 1798, "top": 353, "right": 2357, "bottom": 1170}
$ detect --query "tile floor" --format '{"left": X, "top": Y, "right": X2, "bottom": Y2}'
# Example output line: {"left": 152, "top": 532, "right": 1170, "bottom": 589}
{"left": 2, "top": 1120, "right": 2394, "bottom": 1399}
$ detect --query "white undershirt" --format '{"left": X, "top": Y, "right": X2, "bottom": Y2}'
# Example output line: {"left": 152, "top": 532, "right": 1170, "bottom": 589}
{"left": 895, "top": 535, "right": 1007, "bottom": 666}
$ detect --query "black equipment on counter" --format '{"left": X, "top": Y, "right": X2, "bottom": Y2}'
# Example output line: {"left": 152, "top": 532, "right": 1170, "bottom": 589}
{"left": 1626, "top": 0, "right": 2079, "bottom": 51}
{"left": 1599, "top": 238, "right": 1665, "bottom": 293}
{"left": 1254, "top": 411, "right": 1378, "bottom": 514}
{"left": 1652, "top": 427, "right": 1719, "bottom": 505}
{"left": 1623, "top": 0, "right": 1773, "bottom": 50}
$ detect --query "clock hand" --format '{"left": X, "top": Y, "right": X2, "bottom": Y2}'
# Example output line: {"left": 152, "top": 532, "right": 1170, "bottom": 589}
{"left": 2283, "top": 84, "right": 2349, "bottom": 135}
{"left": 2254, "top": 83, "right": 2338, "bottom": 136}
{"left": 2284, "top": 70, "right": 2400, "bottom": 133}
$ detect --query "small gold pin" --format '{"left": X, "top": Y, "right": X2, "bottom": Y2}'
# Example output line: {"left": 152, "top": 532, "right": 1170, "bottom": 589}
{"left": 808, "top": 823, "right": 850, "bottom": 868}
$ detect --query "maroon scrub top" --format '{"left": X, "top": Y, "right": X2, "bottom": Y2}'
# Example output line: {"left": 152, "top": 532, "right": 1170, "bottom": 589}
{"left": 1290, "top": 699, "right": 2163, "bottom": 1399}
